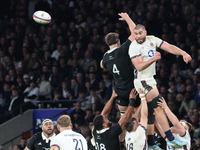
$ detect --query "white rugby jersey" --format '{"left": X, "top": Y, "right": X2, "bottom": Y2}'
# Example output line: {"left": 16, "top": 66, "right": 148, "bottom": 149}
{"left": 50, "top": 130, "right": 88, "bottom": 150}
{"left": 125, "top": 125, "right": 147, "bottom": 150}
{"left": 167, "top": 130, "right": 191, "bottom": 150}
{"left": 129, "top": 36, "right": 163, "bottom": 79}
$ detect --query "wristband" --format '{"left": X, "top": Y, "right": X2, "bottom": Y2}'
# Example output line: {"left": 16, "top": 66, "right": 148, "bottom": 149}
{"left": 129, "top": 98, "right": 136, "bottom": 107}
{"left": 139, "top": 94, "right": 145, "bottom": 100}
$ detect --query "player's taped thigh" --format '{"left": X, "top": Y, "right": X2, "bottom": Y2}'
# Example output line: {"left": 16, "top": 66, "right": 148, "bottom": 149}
{"left": 147, "top": 102, "right": 155, "bottom": 124}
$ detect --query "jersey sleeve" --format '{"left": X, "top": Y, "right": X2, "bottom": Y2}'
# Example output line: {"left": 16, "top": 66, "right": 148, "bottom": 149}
{"left": 26, "top": 133, "right": 38, "bottom": 149}
{"left": 120, "top": 39, "right": 131, "bottom": 54}
{"left": 110, "top": 123, "right": 123, "bottom": 137}
{"left": 128, "top": 42, "right": 141, "bottom": 59}
{"left": 153, "top": 36, "right": 163, "bottom": 48}
{"left": 50, "top": 137, "right": 60, "bottom": 149}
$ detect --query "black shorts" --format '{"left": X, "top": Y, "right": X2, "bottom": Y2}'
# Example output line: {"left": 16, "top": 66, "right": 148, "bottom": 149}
{"left": 116, "top": 95, "right": 140, "bottom": 107}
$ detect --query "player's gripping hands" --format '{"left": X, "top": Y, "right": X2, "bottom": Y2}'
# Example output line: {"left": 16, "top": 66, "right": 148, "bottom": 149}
{"left": 129, "top": 89, "right": 138, "bottom": 107}
{"left": 153, "top": 51, "right": 161, "bottom": 62}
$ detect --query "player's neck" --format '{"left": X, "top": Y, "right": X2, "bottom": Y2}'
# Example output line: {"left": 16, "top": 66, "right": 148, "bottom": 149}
{"left": 60, "top": 127, "right": 71, "bottom": 132}
{"left": 109, "top": 44, "right": 118, "bottom": 50}
{"left": 43, "top": 132, "right": 54, "bottom": 138}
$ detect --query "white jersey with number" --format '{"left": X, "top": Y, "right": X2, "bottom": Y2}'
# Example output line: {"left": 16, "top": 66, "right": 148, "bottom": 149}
{"left": 167, "top": 130, "right": 191, "bottom": 150}
{"left": 125, "top": 125, "right": 147, "bottom": 150}
{"left": 50, "top": 129, "right": 88, "bottom": 150}
{"left": 129, "top": 36, "right": 163, "bottom": 79}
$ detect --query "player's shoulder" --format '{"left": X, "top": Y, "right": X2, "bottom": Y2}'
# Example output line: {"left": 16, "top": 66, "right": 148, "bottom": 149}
{"left": 146, "top": 35, "right": 157, "bottom": 40}
{"left": 33, "top": 132, "right": 42, "bottom": 139}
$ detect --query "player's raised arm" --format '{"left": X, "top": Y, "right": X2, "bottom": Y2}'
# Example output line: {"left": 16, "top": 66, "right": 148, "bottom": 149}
{"left": 160, "top": 41, "right": 192, "bottom": 64}
{"left": 138, "top": 88, "right": 148, "bottom": 129}
{"left": 118, "top": 13, "right": 135, "bottom": 42}
{"left": 101, "top": 90, "right": 118, "bottom": 118}
{"left": 118, "top": 89, "right": 138, "bottom": 130}
{"left": 157, "top": 97, "right": 185, "bottom": 136}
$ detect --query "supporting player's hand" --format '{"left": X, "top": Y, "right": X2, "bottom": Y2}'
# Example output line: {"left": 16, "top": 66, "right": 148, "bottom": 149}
{"left": 137, "top": 88, "right": 144, "bottom": 94}
{"left": 153, "top": 51, "right": 161, "bottom": 61}
{"left": 182, "top": 52, "right": 192, "bottom": 64}
{"left": 157, "top": 97, "right": 167, "bottom": 110}
{"left": 129, "top": 88, "right": 138, "bottom": 99}
{"left": 111, "top": 90, "right": 118, "bottom": 99}
{"left": 118, "top": 12, "right": 129, "bottom": 21}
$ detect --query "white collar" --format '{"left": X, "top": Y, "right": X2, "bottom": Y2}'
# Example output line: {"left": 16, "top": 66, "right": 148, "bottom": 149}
{"left": 96, "top": 128, "right": 109, "bottom": 134}
{"left": 107, "top": 47, "right": 118, "bottom": 53}
{"left": 91, "top": 138, "right": 95, "bottom": 146}
{"left": 41, "top": 132, "right": 56, "bottom": 143}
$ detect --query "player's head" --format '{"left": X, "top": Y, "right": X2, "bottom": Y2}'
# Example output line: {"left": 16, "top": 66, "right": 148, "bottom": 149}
{"left": 180, "top": 120, "right": 192, "bottom": 132}
{"left": 41, "top": 119, "right": 54, "bottom": 135}
{"left": 57, "top": 115, "right": 72, "bottom": 130}
{"left": 93, "top": 115, "right": 112, "bottom": 131}
{"left": 134, "top": 24, "right": 147, "bottom": 44}
{"left": 105, "top": 32, "right": 120, "bottom": 47}
{"left": 124, "top": 117, "right": 139, "bottom": 132}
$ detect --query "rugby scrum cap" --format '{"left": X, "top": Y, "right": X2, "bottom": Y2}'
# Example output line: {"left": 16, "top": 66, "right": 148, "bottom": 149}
{"left": 41, "top": 119, "right": 53, "bottom": 129}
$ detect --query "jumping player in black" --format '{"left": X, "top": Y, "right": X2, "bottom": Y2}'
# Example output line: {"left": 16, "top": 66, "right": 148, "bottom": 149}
{"left": 100, "top": 12, "right": 136, "bottom": 114}
{"left": 93, "top": 89, "right": 138, "bottom": 150}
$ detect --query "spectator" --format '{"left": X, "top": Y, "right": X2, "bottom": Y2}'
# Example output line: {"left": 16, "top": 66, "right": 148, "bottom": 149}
{"left": 23, "top": 74, "right": 30, "bottom": 88}
{"left": 69, "top": 59, "right": 84, "bottom": 79}
{"left": 179, "top": 91, "right": 197, "bottom": 117}
{"left": 38, "top": 74, "right": 52, "bottom": 100}
{"left": 89, "top": 72, "right": 99, "bottom": 91}
{"left": 5, "top": 88, "right": 23, "bottom": 119}
{"left": 82, "top": 51, "right": 97, "bottom": 72}
{"left": 51, "top": 88, "right": 64, "bottom": 108}
{"left": 70, "top": 102, "right": 86, "bottom": 125}
{"left": 49, "top": 65, "right": 63, "bottom": 89}
{"left": 194, "top": 82, "right": 200, "bottom": 106}
{"left": 23, "top": 81, "right": 39, "bottom": 111}
{"left": 18, "top": 138, "right": 26, "bottom": 150}
{"left": 61, "top": 81, "right": 68, "bottom": 99}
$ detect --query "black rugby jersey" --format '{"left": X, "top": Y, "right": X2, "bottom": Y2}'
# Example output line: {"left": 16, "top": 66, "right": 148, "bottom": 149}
{"left": 93, "top": 123, "right": 122, "bottom": 150}
{"left": 102, "top": 39, "right": 134, "bottom": 98}
{"left": 27, "top": 132, "right": 55, "bottom": 150}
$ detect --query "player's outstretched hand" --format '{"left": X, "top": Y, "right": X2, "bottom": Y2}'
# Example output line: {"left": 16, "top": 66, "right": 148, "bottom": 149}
{"left": 118, "top": 12, "right": 129, "bottom": 21}
{"left": 129, "top": 88, "right": 138, "bottom": 99}
{"left": 157, "top": 97, "right": 167, "bottom": 110}
{"left": 153, "top": 51, "right": 161, "bottom": 61}
{"left": 182, "top": 52, "right": 192, "bottom": 64}
{"left": 111, "top": 90, "right": 118, "bottom": 99}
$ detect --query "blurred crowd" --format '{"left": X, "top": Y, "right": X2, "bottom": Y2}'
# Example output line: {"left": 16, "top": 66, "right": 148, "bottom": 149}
{"left": 0, "top": 0, "right": 200, "bottom": 149}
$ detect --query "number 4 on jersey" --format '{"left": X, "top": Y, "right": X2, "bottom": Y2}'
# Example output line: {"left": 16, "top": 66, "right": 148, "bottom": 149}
{"left": 113, "top": 64, "right": 120, "bottom": 75}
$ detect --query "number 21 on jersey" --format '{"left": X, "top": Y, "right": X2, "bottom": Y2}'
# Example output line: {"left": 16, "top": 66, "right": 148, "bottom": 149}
{"left": 113, "top": 64, "right": 120, "bottom": 75}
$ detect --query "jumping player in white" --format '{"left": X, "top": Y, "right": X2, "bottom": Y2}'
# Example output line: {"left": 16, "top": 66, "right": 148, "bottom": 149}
{"left": 128, "top": 24, "right": 191, "bottom": 149}
{"left": 157, "top": 97, "right": 192, "bottom": 150}
{"left": 125, "top": 88, "right": 148, "bottom": 150}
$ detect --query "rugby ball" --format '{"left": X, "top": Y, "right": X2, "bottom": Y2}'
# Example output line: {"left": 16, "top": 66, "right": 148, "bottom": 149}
{"left": 33, "top": 11, "right": 51, "bottom": 25}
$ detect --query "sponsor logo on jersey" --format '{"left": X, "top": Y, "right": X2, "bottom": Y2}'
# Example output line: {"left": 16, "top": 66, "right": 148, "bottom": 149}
{"left": 128, "top": 138, "right": 131, "bottom": 141}
{"left": 38, "top": 142, "right": 42, "bottom": 145}
{"left": 168, "top": 146, "right": 175, "bottom": 150}
{"left": 150, "top": 43, "right": 154, "bottom": 47}
{"left": 42, "top": 147, "right": 50, "bottom": 150}
{"left": 97, "top": 135, "right": 101, "bottom": 139}
{"left": 109, "top": 56, "right": 114, "bottom": 60}
{"left": 148, "top": 50, "right": 154, "bottom": 57}
{"left": 116, "top": 99, "right": 120, "bottom": 104}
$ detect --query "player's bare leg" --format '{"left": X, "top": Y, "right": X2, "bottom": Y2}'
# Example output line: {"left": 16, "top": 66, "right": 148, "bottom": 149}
{"left": 146, "top": 87, "right": 188, "bottom": 147}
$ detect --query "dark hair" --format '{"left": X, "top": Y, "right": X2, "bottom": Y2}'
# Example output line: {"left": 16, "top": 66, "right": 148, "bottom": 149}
{"left": 93, "top": 115, "right": 104, "bottom": 131}
{"left": 124, "top": 117, "right": 137, "bottom": 132}
{"left": 105, "top": 32, "right": 119, "bottom": 46}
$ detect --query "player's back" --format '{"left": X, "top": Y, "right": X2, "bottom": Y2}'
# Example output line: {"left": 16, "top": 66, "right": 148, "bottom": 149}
{"left": 93, "top": 123, "right": 122, "bottom": 150}
{"left": 125, "top": 125, "right": 147, "bottom": 150}
{"left": 50, "top": 130, "right": 87, "bottom": 150}
{"left": 102, "top": 40, "right": 134, "bottom": 97}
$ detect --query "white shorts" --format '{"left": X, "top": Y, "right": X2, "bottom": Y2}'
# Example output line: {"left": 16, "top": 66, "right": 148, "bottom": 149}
{"left": 134, "top": 77, "right": 157, "bottom": 95}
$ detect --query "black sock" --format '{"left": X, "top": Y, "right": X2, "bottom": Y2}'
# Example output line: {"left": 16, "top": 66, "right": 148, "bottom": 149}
{"left": 148, "top": 135, "right": 156, "bottom": 146}
{"left": 165, "top": 130, "right": 174, "bottom": 141}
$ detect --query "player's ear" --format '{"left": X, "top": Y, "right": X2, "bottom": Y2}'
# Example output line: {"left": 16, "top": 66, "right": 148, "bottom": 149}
{"left": 70, "top": 123, "right": 73, "bottom": 129}
{"left": 57, "top": 125, "right": 60, "bottom": 131}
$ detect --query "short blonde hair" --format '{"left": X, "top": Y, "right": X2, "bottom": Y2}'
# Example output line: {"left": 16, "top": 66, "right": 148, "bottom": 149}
{"left": 57, "top": 115, "right": 71, "bottom": 127}
{"left": 180, "top": 120, "right": 192, "bottom": 132}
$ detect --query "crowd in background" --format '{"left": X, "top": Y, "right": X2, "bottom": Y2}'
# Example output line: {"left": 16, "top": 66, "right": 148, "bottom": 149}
{"left": 0, "top": 0, "right": 200, "bottom": 149}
